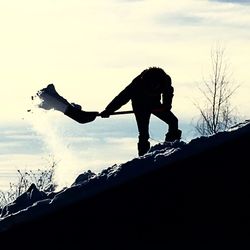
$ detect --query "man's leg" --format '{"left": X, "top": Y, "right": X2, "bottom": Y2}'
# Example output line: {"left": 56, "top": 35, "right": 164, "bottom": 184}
{"left": 134, "top": 110, "right": 151, "bottom": 156}
{"left": 153, "top": 110, "right": 182, "bottom": 141}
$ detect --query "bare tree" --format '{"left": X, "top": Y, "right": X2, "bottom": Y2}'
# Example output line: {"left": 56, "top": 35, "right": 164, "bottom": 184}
{"left": 195, "top": 44, "right": 239, "bottom": 136}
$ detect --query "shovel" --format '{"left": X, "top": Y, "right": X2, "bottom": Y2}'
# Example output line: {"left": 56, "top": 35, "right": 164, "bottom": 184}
{"left": 64, "top": 105, "right": 134, "bottom": 124}
{"left": 35, "top": 83, "right": 134, "bottom": 124}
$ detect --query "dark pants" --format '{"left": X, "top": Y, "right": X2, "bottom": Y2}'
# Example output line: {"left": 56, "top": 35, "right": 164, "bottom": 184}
{"left": 132, "top": 100, "right": 179, "bottom": 156}
{"left": 134, "top": 109, "right": 178, "bottom": 143}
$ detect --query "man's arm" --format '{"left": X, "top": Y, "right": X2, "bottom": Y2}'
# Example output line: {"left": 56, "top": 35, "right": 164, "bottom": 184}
{"left": 100, "top": 81, "right": 137, "bottom": 117}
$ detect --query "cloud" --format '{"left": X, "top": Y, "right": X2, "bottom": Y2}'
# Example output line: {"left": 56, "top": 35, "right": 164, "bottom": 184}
{"left": 155, "top": 1, "right": 250, "bottom": 30}
{"left": 210, "top": 0, "right": 250, "bottom": 4}
{"left": 0, "top": 125, "right": 44, "bottom": 155}
{"left": 156, "top": 13, "right": 205, "bottom": 27}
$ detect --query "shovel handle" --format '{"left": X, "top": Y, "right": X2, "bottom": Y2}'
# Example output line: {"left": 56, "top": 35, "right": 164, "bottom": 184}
{"left": 111, "top": 110, "right": 134, "bottom": 115}
{"left": 97, "top": 110, "right": 134, "bottom": 116}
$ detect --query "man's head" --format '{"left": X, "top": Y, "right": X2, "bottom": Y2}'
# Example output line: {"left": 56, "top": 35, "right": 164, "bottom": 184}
{"left": 141, "top": 67, "right": 171, "bottom": 92}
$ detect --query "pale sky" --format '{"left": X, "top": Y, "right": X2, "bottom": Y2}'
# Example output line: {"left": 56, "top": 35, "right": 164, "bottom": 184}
{"left": 1, "top": 0, "right": 250, "bottom": 189}
{"left": 0, "top": 0, "right": 250, "bottom": 121}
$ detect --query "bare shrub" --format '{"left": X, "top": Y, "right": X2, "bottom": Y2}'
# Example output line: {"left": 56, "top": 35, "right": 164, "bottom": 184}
{"left": 0, "top": 158, "right": 57, "bottom": 208}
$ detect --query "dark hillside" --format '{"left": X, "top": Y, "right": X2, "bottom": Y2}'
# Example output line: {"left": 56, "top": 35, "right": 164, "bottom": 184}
{"left": 1, "top": 122, "right": 250, "bottom": 248}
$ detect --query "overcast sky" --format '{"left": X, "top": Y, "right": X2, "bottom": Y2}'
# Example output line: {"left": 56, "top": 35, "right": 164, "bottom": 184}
{"left": 1, "top": 0, "right": 250, "bottom": 190}
{"left": 0, "top": 0, "right": 249, "bottom": 122}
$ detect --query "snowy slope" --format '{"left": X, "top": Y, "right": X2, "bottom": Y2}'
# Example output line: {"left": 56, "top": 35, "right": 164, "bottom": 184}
{"left": 0, "top": 119, "right": 250, "bottom": 245}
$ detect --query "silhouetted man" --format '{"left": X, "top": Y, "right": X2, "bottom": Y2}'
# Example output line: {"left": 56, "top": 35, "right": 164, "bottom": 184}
{"left": 100, "top": 67, "right": 182, "bottom": 156}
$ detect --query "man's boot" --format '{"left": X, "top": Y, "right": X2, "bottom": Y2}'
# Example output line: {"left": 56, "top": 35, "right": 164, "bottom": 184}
{"left": 165, "top": 129, "right": 182, "bottom": 142}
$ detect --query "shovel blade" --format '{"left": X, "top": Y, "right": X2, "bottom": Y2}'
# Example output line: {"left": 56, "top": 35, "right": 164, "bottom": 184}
{"left": 64, "top": 105, "right": 99, "bottom": 124}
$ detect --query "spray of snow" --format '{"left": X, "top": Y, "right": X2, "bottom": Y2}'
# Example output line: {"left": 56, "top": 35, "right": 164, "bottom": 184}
{"left": 27, "top": 89, "right": 84, "bottom": 191}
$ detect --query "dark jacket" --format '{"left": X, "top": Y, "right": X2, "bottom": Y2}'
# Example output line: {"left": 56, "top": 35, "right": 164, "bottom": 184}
{"left": 105, "top": 68, "right": 174, "bottom": 113}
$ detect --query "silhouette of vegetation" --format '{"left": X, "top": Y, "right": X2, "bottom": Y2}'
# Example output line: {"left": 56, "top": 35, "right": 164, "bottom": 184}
{"left": 0, "top": 158, "right": 57, "bottom": 208}
{"left": 195, "top": 44, "right": 239, "bottom": 136}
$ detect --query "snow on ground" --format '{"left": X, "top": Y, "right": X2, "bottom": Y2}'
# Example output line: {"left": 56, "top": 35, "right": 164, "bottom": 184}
{"left": 0, "top": 119, "right": 249, "bottom": 233}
